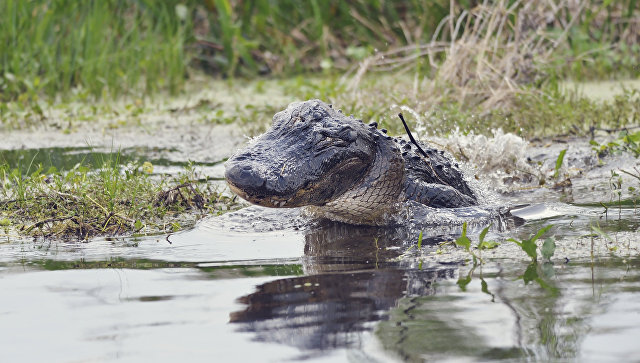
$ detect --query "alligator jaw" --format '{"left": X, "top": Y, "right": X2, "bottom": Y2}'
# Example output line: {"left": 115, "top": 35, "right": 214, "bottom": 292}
{"left": 227, "top": 180, "right": 290, "bottom": 208}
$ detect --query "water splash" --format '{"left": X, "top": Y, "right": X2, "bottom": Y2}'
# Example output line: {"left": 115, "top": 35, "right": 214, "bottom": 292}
{"left": 426, "top": 128, "right": 540, "bottom": 195}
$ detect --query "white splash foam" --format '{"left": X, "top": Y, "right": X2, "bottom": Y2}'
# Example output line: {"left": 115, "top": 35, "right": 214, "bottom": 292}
{"left": 428, "top": 128, "right": 539, "bottom": 194}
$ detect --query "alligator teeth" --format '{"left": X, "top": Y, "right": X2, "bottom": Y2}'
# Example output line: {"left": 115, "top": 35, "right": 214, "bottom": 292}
{"left": 279, "top": 200, "right": 287, "bottom": 207}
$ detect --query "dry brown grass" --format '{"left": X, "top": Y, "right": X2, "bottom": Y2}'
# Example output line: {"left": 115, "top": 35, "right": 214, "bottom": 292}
{"left": 343, "top": 0, "right": 588, "bottom": 109}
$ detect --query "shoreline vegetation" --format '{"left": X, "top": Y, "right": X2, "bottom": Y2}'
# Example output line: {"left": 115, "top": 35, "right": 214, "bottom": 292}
{"left": 0, "top": 158, "right": 241, "bottom": 239}
{"left": 1, "top": 0, "right": 640, "bottom": 239}
{"left": 2, "top": 0, "right": 639, "bottom": 135}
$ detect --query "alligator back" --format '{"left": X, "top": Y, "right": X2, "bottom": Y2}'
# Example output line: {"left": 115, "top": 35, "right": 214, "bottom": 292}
{"left": 397, "top": 138, "right": 477, "bottom": 208}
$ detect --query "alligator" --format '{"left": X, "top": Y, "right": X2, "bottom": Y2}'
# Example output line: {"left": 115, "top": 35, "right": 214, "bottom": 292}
{"left": 224, "top": 99, "right": 478, "bottom": 226}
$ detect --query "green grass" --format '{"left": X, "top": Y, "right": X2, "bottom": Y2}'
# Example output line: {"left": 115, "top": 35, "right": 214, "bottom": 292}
{"left": 0, "top": 0, "right": 190, "bottom": 102}
{"left": 1, "top": 0, "right": 639, "bottom": 105}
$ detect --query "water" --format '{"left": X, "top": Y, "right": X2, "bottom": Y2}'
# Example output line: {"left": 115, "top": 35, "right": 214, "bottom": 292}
{"left": 2, "top": 139, "right": 640, "bottom": 362}
{"left": 0, "top": 146, "right": 227, "bottom": 179}
{"left": 2, "top": 232, "right": 639, "bottom": 362}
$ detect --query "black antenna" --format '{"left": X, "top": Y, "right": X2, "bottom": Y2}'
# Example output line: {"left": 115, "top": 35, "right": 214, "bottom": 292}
{"left": 398, "top": 113, "right": 427, "bottom": 157}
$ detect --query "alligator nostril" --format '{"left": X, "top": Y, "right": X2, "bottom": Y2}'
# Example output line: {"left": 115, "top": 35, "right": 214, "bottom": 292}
{"left": 242, "top": 165, "right": 252, "bottom": 170}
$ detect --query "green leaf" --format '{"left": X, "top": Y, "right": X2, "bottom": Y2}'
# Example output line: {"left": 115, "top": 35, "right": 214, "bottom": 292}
{"left": 507, "top": 238, "right": 523, "bottom": 248}
{"left": 478, "top": 225, "right": 490, "bottom": 243}
{"left": 455, "top": 222, "right": 471, "bottom": 250}
{"left": 541, "top": 238, "right": 556, "bottom": 260}
{"left": 521, "top": 239, "right": 538, "bottom": 260}
{"left": 591, "top": 225, "right": 614, "bottom": 242}
{"left": 455, "top": 236, "right": 471, "bottom": 250}
{"left": 417, "top": 230, "right": 423, "bottom": 249}
{"left": 134, "top": 220, "right": 143, "bottom": 231}
{"left": 478, "top": 241, "right": 499, "bottom": 250}
{"left": 457, "top": 273, "right": 472, "bottom": 291}
{"left": 553, "top": 149, "right": 567, "bottom": 179}
{"left": 0, "top": 218, "right": 11, "bottom": 227}
{"left": 540, "top": 261, "right": 556, "bottom": 279}
{"left": 531, "top": 225, "right": 553, "bottom": 243}
{"left": 477, "top": 225, "right": 497, "bottom": 249}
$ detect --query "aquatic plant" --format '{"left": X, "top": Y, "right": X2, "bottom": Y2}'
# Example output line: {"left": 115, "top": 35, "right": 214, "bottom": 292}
{"left": 553, "top": 149, "right": 567, "bottom": 180}
{"left": 453, "top": 222, "right": 498, "bottom": 264}
{"left": 0, "top": 156, "right": 239, "bottom": 239}
{"left": 519, "top": 261, "right": 559, "bottom": 295}
{"left": 507, "top": 225, "right": 555, "bottom": 262}
{"left": 591, "top": 129, "right": 640, "bottom": 159}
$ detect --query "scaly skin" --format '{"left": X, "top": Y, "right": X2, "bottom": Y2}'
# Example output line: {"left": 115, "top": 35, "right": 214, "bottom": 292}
{"left": 225, "top": 99, "right": 476, "bottom": 226}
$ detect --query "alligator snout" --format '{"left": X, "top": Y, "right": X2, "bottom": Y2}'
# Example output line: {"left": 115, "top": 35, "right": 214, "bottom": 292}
{"left": 225, "top": 152, "right": 294, "bottom": 207}
{"left": 225, "top": 163, "right": 265, "bottom": 193}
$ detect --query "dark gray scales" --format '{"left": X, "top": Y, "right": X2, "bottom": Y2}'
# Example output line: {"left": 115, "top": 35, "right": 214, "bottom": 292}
{"left": 398, "top": 138, "right": 476, "bottom": 208}
{"left": 225, "top": 99, "right": 478, "bottom": 225}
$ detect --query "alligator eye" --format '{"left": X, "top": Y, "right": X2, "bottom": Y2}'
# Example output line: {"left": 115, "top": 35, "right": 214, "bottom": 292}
{"left": 315, "top": 136, "right": 348, "bottom": 152}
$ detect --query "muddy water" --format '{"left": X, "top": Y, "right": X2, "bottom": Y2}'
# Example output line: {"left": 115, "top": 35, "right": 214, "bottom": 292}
{"left": 2, "top": 132, "right": 640, "bottom": 361}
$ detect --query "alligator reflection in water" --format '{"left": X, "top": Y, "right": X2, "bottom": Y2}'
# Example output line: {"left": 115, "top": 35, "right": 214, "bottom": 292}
{"left": 227, "top": 216, "right": 460, "bottom": 351}
{"left": 214, "top": 204, "right": 516, "bottom": 354}
{"left": 229, "top": 265, "right": 455, "bottom": 350}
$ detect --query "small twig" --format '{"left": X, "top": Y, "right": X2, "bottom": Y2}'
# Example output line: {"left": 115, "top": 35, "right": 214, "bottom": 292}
{"left": 101, "top": 213, "right": 114, "bottom": 233}
{"left": 620, "top": 169, "right": 640, "bottom": 181}
{"left": 111, "top": 213, "right": 135, "bottom": 224}
{"left": 25, "top": 216, "right": 75, "bottom": 233}
{"left": 0, "top": 199, "right": 18, "bottom": 207}
{"left": 592, "top": 125, "right": 640, "bottom": 133}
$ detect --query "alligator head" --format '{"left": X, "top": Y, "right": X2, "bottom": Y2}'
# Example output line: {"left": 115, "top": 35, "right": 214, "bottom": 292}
{"left": 225, "top": 100, "right": 392, "bottom": 211}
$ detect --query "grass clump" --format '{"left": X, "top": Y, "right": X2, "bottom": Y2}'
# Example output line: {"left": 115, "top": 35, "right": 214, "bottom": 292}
{"left": 0, "top": 157, "right": 239, "bottom": 240}
{"left": 591, "top": 127, "right": 640, "bottom": 158}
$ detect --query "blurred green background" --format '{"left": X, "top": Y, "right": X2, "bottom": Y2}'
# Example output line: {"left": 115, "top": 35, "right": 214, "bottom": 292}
{"left": 1, "top": 0, "right": 638, "bottom": 102}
